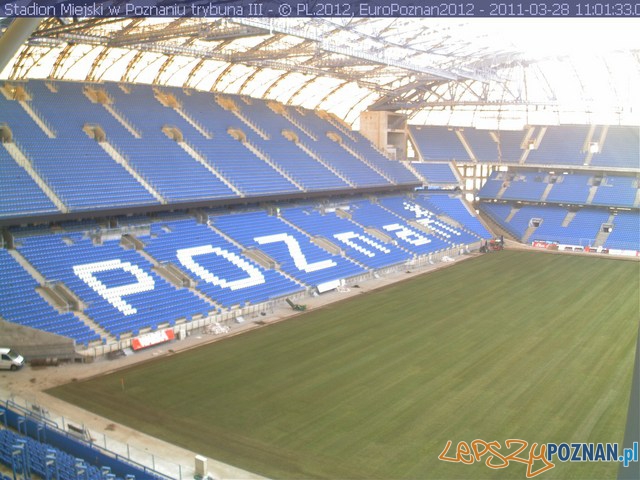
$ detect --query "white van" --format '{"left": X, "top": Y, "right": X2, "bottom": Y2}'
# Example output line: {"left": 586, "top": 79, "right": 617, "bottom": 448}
{"left": 0, "top": 348, "right": 25, "bottom": 370}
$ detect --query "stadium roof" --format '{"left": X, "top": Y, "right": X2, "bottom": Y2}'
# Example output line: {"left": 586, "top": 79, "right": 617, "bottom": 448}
{"left": 1, "top": 16, "right": 639, "bottom": 128}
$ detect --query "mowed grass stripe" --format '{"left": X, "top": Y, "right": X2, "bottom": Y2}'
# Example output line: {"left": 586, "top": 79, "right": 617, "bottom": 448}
{"left": 48, "top": 251, "right": 639, "bottom": 479}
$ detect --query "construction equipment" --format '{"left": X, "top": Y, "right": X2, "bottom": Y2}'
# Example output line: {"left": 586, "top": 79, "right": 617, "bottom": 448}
{"left": 488, "top": 238, "right": 504, "bottom": 251}
{"left": 480, "top": 236, "right": 504, "bottom": 253}
{"left": 286, "top": 298, "right": 307, "bottom": 311}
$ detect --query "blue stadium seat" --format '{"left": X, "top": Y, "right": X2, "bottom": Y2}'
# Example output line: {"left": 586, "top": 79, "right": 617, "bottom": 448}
{"left": 7, "top": 81, "right": 159, "bottom": 211}
{"left": 526, "top": 126, "right": 589, "bottom": 166}
{"left": 411, "top": 162, "right": 460, "bottom": 184}
{"left": 501, "top": 172, "right": 548, "bottom": 202}
{"left": 414, "top": 194, "right": 492, "bottom": 239}
{"left": 591, "top": 126, "right": 640, "bottom": 169}
{"left": 477, "top": 172, "right": 507, "bottom": 199}
{"left": 545, "top": 174, "right": 592, "bottom": 204}
{"left": 101, "top": 83, "right": 239, "bottom": 202}
{"left": 0, "top": 424, "right": 163, "bottom": 480}
{"left": 0, "top": 249, "right": 101, "bottom": 345}
{"left": 459, "top": 128, "right": 499, "bottom": 162}
{"left": 211, "top": 210, "right": 366, "bottom": 287}
{"left": 489, "top": 130, "right": 525, "bottom": 163}
{"left": 242, "top": 100, "right": 388, "bottom": 187}
{"left": 377, "top": 196, "right": 480, "bottom": 246}
{"left": 173, "top": 90, "right": 301, "bottom": 196}
{"left": 479, "top": 203, "right": 612, "bottom": 247}
{"left": 16, "top": 233, "right": 213, "bottom": 338}
{"left": 142, "top": 219, "right": 304, "bottom": 308}
{"left": 285, "top": 106, "right": 418, "bottom": 185}
{"left": 591, "top": 176, "right": 638, "bottom": 207}
{"left": 280, "top": 206, "right": 412, "bottom": 269}
{"left": 347, "top": 200, "right": 450, "bottom": 255}
{"left": 230, "top": 98, "right": 351, "bottom": 191}
{"left": 605, "top": 211, "right": 640, "bottom": 250}
{"left": 0, "top": 149, "right": 59, "bottom": 218}
{"left": 408, "top": 125, "right": 470, "bottom": 161}
{"left": 410, "top": 124, "right": 638, "bottom": 169}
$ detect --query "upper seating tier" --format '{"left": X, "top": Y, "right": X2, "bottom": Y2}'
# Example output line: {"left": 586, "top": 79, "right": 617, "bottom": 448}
{"left": 411, "top": 162, "right": 460, "bottom": 185}
{"left": 409, "top": 125, "right": 470, "bottom": 162}
{"left": 0, "top": 79, "right": 418, "bottom": 220}
{"left": 409, "top": 124, "right": 639, "bottom": 169}
{"left": 0, "top": 149, "right": 58, "bottom": 219}
{"left": 526, "top": 126, "right": 590, "bottom": 166}
{"left": 1, "top": 82, "right": 159, "bottom": 211}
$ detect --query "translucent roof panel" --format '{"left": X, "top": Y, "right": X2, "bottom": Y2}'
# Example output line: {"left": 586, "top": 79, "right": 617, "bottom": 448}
{"left": 0, "top": 17, "right": 638, "bottom": 127}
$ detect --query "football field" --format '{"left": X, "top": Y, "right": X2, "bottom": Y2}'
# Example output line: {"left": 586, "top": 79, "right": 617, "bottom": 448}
{"left": 48, "top": 251, "right": 640, "bottom": 479}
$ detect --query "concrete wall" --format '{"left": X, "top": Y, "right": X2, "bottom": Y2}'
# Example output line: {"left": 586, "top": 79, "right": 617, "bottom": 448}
{"left": 0, "top": 319, "right": 76, "bottom": 361}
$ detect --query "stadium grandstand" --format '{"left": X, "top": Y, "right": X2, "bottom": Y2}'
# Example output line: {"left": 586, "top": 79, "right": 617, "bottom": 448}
{"left": 0, "top": 12, "right": 638, "bottom": 480}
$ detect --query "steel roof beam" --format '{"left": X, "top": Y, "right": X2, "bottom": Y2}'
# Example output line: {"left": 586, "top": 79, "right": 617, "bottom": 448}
{"left": 0, "top": 18, "right": 41, "bottom": 75}
{"left": 107, "top": 20, "right": 266, "bottom": 48}
{"left": 28, "top": 31, "right": 394, "bottom": 94}
{"left": 231, "top": 18, "right": 463, "bottom": 81}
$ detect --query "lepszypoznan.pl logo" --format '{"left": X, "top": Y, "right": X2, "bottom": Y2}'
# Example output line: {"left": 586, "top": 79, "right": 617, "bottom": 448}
{"left": 439, "top": 439, "right": 639, "bottom": 478}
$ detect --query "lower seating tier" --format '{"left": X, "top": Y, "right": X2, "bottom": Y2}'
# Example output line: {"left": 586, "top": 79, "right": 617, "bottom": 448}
{"left": 479, "top": 201, "right": 639, "bottom": 251}
{"left": 0, "top": 409, "right": 166, "bottom": 480}
{"left": 2, "top": 194, "right": 488, "bottom": 344}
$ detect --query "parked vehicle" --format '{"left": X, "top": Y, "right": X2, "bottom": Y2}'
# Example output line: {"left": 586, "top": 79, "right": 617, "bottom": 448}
{"left": 0, "top": 348, "right": 25, "bottom": 370}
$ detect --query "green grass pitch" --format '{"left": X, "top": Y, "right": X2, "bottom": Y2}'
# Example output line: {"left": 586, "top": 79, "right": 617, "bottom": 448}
{"left": 48, "top": 251, "right": 639, "bottom": 479}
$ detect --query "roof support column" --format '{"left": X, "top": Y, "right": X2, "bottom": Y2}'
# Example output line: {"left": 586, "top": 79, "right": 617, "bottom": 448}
{"left": 0, "top": 18, "right": 41, "bottom": 75}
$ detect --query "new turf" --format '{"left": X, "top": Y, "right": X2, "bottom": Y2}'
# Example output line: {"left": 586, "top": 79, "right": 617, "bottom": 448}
{"left": 48, "top": 251, "right": 639, "bottom": 479}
